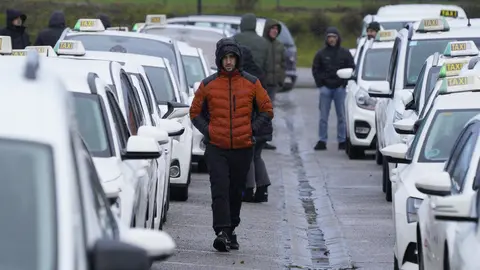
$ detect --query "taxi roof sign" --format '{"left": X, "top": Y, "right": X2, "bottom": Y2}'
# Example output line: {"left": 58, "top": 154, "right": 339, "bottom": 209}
{"left": 132, "top": 22, "right": 145, "bottom": 32}
{"left": 416, "top": 18, "right": 450, "bottom": 33}
{"left": 54, "top": 40, "right": 86, "bottom": 56}
{"left": 11, "top": 49, "right": 28, "bottom": 56}
{"left": 0, "top": 36, "right": 12, "bottom": 55}
{"left": 443, "top": 41, "right": 479, "bottom": 57}
{"left": 440, "top": 9, "right": 458, "bottom": 18}
{"left": 438, "top": 59, "right": 469, "bottom": 78}
{"left": 74, "top": 19, "right": 105, "bottom": 32}
{"left": 374, "top": 30, "right": 397, "bottom": 42}
{"left": 25, "top": 46, "right": 58, "bottom": 57}
{"left": 145, "top": 14, "right": 167, "bottom": 25}
{"left": 438, "top": 75, "right": 480, "bottom": 94}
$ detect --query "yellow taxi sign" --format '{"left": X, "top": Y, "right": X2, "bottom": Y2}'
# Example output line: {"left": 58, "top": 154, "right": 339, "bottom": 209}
{"left": 417, "top": 18, "right": 449, "bottom": 32}
{"left": 443, "top": 40, "right": 479, "bottom": 57}
{"left": 440, "top": 10, "right": 458, "bottom": 18}
{"left": 446, "top": 76, "right": 469, "bottom": 87}
{"left": 74, "top": 19, "right": 105, "bottom": 32}
{"left": 438, "top": 75, "right": 480, "bottom": 94}
{"left": 11, "top": 49, "right": 27, "bottom": 56}
{"left": 439, "top": 58, "right": 468, "bottom": 78}
{"left": 54, "top": 40, "right": 86, "bottom": 56}
{"left": 374, "top": 30, "right": 397, "bottom": 42}
{"left": 145, "top": 14, "right": 167, "bottom": 25}
{"left": 25, "top": 46, "right": 58, "bottom": 57}
{"left": 0, "top": 35, "right": 12, "bottom": 55}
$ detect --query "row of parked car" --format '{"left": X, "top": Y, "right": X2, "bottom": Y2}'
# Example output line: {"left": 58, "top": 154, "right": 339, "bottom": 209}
{"left": 337, "top": 3, "right": 480, "bottom": 270}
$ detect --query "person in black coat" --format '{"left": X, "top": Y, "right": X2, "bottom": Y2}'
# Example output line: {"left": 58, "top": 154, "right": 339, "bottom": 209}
{"left": 34, "top": 11, "right": 66, "bottom": 47}
{"left": 0, "top": 9, "right": 30, "bottom": 49}
{"left": 97, "top": 14, "right": 112, "bottom": 29}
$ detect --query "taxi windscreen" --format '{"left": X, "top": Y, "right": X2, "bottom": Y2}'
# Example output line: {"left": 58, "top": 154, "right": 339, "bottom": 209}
{"left": 0, "top": 139, "right": 55, "bottom": 270}
{"left": 405, "top": 38, "right": 480, "bottom": 87}
{"left": 420, "top": 109, "right": 480, "bottom": 162}
{"left": 182, "top": 55, "right": 206, "bottom": 87}
{"left": 143, "top": 66, "right": 176, "bottom": 104}
{"left": 361, "top": 48, "right": 392, "bottom": 81}
{"left": 73, "top": 93, "right": 113, "bottom": 157}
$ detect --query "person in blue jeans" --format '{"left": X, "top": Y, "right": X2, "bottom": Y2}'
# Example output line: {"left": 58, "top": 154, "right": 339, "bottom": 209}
{"left": 311, "top": 27, "right": 355, "bottom": 150}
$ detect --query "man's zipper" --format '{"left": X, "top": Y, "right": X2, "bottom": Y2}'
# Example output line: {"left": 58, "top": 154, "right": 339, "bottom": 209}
{"left": 229, "top": 77, "right": 233, "bottom": 149}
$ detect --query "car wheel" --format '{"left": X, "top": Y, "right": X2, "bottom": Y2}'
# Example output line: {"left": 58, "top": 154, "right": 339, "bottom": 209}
{"left": 382, "top": 156, "right": 388, "bottom": 193}
{"left": 347, "top": 138, "right": 365, "bottom": 159}
{"left": 375, "top": 141, "right": 383, "bottom": 165}
{"left": 197, "top": 158, "right": 208, "bottom": 173}
{"left": 172, "top": 185, "right": 189, "bottom": 201}
{"left": 394, "top": 255, "right": 399, "bottom": 270}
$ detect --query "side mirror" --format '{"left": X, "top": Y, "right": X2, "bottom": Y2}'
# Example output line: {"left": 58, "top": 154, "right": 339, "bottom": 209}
{"left": 122, "top": 228, "right": 176, "bottom": 262}
{"left": 102, "top": 179, "right": 121, "bottom": 202}
{"left": 158, "top": 119, "right": 185, "bottom": 137}
{"left": 368, "top": 81, "right": 392, "bottom": 98}
{"left": 434, "top": 193, "right": 477, "bottom": 222}
{"left": 415, "top": 171, "right": 451, "bottom": 196}
{"left": 121, "top": 136, "right": 160, "bottom": 160}
{"left": 336, "top": 68, "right": 354, "bottom": 79}
{"left": 380, "top": 143, "right": 411, "bottom": 164}
{"left": 137, "top": 125, "right": 169, "bottom": 145}
{"left": 163, "top": 101, "right": 190, "bottom": 119}
{"left": 90, "top": 239, "right": 151, "bottom": 270}
{"left": 393, "top": 118, "right": 416, "bottom": 135}
{"left": 193, "top": 81, "right": 201, "bottom": 93}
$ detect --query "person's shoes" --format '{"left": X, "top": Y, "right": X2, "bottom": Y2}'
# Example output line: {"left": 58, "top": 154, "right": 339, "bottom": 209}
{"left": 242, "top": 188, "right": 255, "bottom": 202}
{"left": 264, "top": 142, "right": 277, "bottom": 150}
{"left": 229, "top": 231, "right": 239, "bottom": 250}
{"left": 314, "top": 141, "right": 327, "bottom": 150}
{"left": 213, "top": 231, "right": 231, "bottom": 252}
{"left": 254, "top": 186, "right": 268, "bottom": 202}
{"left": 338, "top": 142, "right": 346, "bottom": 150}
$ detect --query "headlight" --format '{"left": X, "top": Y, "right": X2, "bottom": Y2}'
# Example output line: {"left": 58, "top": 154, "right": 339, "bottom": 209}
{"left": 355, "top": 88, "right": 377, "bottom": 110}
{"left": 406, "top": 197, "right": 423, "bottom": 223}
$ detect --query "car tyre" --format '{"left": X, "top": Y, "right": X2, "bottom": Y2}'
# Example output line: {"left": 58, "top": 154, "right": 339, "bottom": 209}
{"left": 346, "top": 138, "right": 365, "bottom": 159}
{"left": 172, "top": 185, "right": 189, "bottom": 201}
{"left": 375, "top": 141, "right": 383, "bottom": 165}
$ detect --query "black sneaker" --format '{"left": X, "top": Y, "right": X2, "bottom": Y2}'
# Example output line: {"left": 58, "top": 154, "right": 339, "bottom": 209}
{"left": 254, "top": 186, "right": 268, "bottom": 202}
{"left": 242, "top": 188, "right": 255, "bottom": 202}
{"left": 229, "top": 231, "right": 239, "bottom": 250}
{"left": 314, "top": 141, "right": 327, "bottom": 150}
{"left": 338, "top": 142, "right": 346, "bottom": 150}
{"left": 213, "top": 231, "right": 231, "bottom": 252}
{"left": 264, "top": 142, "right": 277, "bottom": 150}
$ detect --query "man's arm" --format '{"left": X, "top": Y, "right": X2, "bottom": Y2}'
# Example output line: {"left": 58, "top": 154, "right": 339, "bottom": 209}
{"left": 252, "top": 80, "right": 274, "bottom": 133}
{"left": 189, "top": 82, "right": 209, "bottom": 136}
{"left": 311, "top": 50, "right": 325, "bottom": 87}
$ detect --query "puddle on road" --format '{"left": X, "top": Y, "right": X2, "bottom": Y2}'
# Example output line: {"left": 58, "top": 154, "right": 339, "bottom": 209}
{"left": 285, "top": 109, "right": 330, "bottom": 269}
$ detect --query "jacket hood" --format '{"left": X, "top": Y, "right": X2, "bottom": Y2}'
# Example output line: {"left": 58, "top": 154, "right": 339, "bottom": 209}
{"left": 6, "top": 9, "right": 26, "bottom": 28}
{"left": 215, "top": 38, "right": 242, "bottom": 70}
{"left": 240, "top": 13, "right": 257, "bottom": 32}
{"left": 325, "top": 26, "right": 341, "bottom": 47}
{"left": 48, "top": 11, "right": 65, "bottom": 28}
{"left": 262, "top": 18, "right": 282, "bottom": 40}
{"left": 97, "top": 13, "right": 111, "bottom": 28}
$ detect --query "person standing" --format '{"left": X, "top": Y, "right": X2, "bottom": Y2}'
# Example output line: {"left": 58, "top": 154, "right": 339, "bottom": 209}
{"left": 312, "top": 27, "right": 355, "bottom": 151}
{"left": 34, "top": 11, "right": 66, "bottom": 47}
{"left": 0, "top": 9, "right": 30, "bottom": 49}
{"left": 190, "top": 38, "right": 273, "bottom": 252}
{"left": 233, "top": 13, "right": 268, "bottom": 73}
{"left": 97, "top": 13, "right": 112, "bottom": 28}
{"left": 366, "top": 21, "right": 380, "bottom": 39}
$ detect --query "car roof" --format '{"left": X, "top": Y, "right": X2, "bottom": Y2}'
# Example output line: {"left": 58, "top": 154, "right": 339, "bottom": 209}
{"left": 366, "top": 14, "right": 434, "bottom": 23}
{"left": 76, "top": 51, "right": 168, "bottom": 68}
{"left": 177, "top": 41, "right": 199, "bottom": 56}
{"left": 143, "top": 24, "right": 227, "bottom": 35}
{"left": 412, "top": 26, "right": 480, "bottom": 40}
{"left": 377, "top": 4, "right": 466, "bottom": 17}
{"left": 434, "top": 91, "right": 480, "bottom": 109}
{"left": 0, "top": 56, "right": 70, "bottom": 144}
{"left": 66, "top": 30, "right": 173, "bottom": 44}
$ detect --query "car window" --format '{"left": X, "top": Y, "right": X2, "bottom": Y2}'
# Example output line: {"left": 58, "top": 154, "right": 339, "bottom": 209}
{"left": 420, "top": 109, "right": 480, "bottom": 162}
{"left": 405, "top": 38, "right": 480, "bottom": 87}
{"left": 132, "top": 74, "right": 153, "bottom": 115}
{"left": 362, "top": 48, "right": 393, "bottom": 81}
{"left": 182, "top": 55, "right": 206, "bottom": 87}
{"left": 0, "top": 139, "right": 55, "bottom": 270}
{"left": 446, "top": 124, "right": 474, "bottom": 174}
{"left": 106, "top": 91, "right": 130, "bottom": 150}
{"left": 422, "top": 66, "right": 441, "bottom": 109}
{"left": 120, "top": 73, "right": 144, "bottom": 134}
{"left": 143, "top": 65, "right": 176, "bottom": 103}
{"left": 411, "top": 64, "right": 426, "bottom": 111}
{"left": 451, "top": 132, "right": 477, "bottom": 193}
{"left": 380, "top": 21, "right": 410, "bottom": 31}
{"left": 406, "top": 115, "right": 427, "bottom": 160}
{"left": 73, "top": 92, "right": 113, "bottom": 157}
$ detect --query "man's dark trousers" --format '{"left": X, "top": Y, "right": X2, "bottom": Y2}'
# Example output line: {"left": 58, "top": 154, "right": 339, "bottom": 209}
{"left": 204, "top": 143, "right": 254, "bottom": 234}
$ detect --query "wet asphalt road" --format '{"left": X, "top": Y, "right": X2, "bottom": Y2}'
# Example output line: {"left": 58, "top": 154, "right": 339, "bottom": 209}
{"left": 153, "top": 88, "right": 394, "bottom": 270}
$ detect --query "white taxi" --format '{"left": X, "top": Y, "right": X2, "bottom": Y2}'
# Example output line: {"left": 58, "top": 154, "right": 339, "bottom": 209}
{"left": 0, "top": 48, "right": 175, "bottom": 269}
{"left": 381, "top": 75, "right": 480, "bottom": 270}
{"left": 376, "top": 4, "right": 467, "bottom": 19}
{"left": 177, "top": 41, "right": 210, "bottom": 98}
{"left": 369, "top": 18, "right": 480, "bottom": 202}
{"left": 337, "top": 30, "right": 395, "bottom": 159}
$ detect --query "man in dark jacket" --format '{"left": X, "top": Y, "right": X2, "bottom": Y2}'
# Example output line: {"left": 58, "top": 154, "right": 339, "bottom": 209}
{"left": 367, "top": 21, "right": 381, "bottom": 39}
{"left": 34, "top": 11, "right": 66, "bottom": 47}
{"left": 97, "top": 13, "right": 112, "bottom": 28}
{"left": 0, "top": 9, "right": 30, "bottom": 49}
{"left": 312, "top": 27, "right": 355, "bottom": 151}
{"left": 190, "top": 38, "right": 273, "bottom": 252}
{"left": 233, "top": 13, "right": 268, "bottom": 79}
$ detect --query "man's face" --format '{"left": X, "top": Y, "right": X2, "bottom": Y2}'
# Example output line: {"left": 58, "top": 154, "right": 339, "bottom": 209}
{"left": 12, "top": 17, "right": 22, "bottom": 26}
{"left": 367, "top": 29, "right": 377, "bottom": 39}
{"left": 222, "top": 53, "right": 236, "bottom": 72}
{"left": 269, "top": 26, "right": 279, "bottom": 39}
{"left": 327, "top": 34, "right": 338, "bottom": 46}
